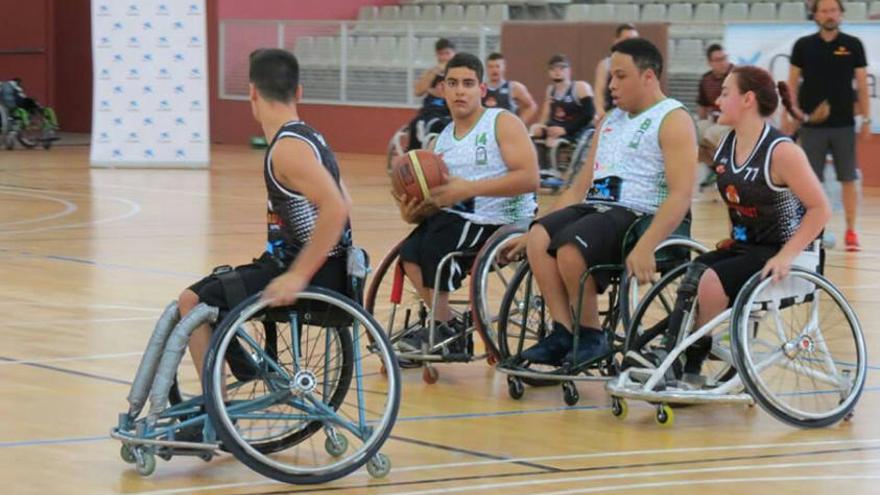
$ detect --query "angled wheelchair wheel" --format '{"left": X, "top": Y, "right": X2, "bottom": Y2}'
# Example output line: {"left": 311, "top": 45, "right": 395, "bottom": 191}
{"left": 496, "top": 262, "right": 557, "bottom": 386}
{"left": 365, "top": 240, "right": 432, "bottom": 354}
{"left": 470, "top": 223, "right": 530, "bottom": 363}
{"left": 204, "top": 288, "right": 400, "bottom": 484}
{"left": 624, "top": 262, "right": 736, "bottom": 386}
{"left": 730, "top": 269, "right": 866, "bottom": 428}
{"left": 386, "top": 125, "right": 409, "bottom": 174}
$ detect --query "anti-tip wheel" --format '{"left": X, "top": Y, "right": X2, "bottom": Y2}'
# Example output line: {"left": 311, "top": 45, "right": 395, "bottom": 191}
{"left": 367, "top": 453, "right": 392, "bottom": 479}
{"left": 135, "top": 449, "right": 156, "bottom": 476}
{"left": 611, "top": 397, "right": 628, "bottom": 420}
{"left": 423, "top": 366, "right": 439, "bottom": 384}
{"left": 562, "top": 381, "right": 579, "bottom": 406}
{"left": 507, "top": 376, "right": 524, "bottom": 400}
{"left": 120, "top": 444, "right": 136, "bottom": 464}
{"left": 324, "top": 433, "right": 349, "bottom": 457}
{"left": 655, "top": 404, "right": 675, "bottom": 427}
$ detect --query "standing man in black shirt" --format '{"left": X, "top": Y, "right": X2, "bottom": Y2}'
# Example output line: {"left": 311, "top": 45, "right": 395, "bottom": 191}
{"left": 785, "top": 0, "right": 871, "bottom": 251}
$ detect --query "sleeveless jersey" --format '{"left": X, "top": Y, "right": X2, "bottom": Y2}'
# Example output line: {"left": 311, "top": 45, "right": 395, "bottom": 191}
{"left": 588, "top": 98, "right": 685, "bottom": 214}
{"left": 264, "top": 121, "right": 352, "bottom": 259}
{"left": 548, "top": 83, "right": 592, "bottom": 135}
{"left": 713, "top": 123, "right": 805, "bottom": 246}
{"left": 483, "top": 80, "right": 517, "bottom": 113}
{"left": 433, "top": 108, "right": 537, "bottom": 225}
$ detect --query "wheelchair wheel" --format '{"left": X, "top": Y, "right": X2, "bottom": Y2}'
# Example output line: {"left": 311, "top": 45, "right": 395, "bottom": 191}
{"left": 496, "top": 262, "right": 557, "bottom": 386}
{"left": 365, "top": 240, "right": 432, "bottom": 355}
{"left": 624, "top": 263, "right": 736, "bottom": 386}
{"left": 386, "top": 125, "right": 409, "bottom": 174}
{"left": 470, "top": 223, "right": 529, "bottom": 363}
{"left": 204, "top": 288, "right": 400, "bottom": 484}
{"left": 730, "top": 269, "right": 866, "bottom": 428}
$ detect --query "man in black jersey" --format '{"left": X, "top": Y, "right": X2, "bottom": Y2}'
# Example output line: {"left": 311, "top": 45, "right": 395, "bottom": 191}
{"left": 530, "top": 54, "right": 596, "bottom": 186}
{"left": 177, "top": 49, "right": 352, "bottom": 398}
{"left": 784, "top": 0, "right": 871, "bottom": 251}
{"left": 483, "top": 52, "right": 538, "bottom": 123}
{"left": 406, "top": 38, "right": 456, "bottom": 151}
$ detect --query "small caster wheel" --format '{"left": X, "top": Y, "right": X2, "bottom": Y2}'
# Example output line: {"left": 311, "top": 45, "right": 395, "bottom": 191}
{"left": 507, "top": 376, "right": 524, "bottom": 400}
{"left": 325, "top": 433, "right": 349, "bottom": 457}
{"left": 562, "top": 381, "right": 579, "bottom": 406}
{"left": 135, "top": 449, "right": 156, "bottom": 476}
{"left": 655, "top": 404, "right": 674, "bottom": 427}
{"left": 366, "top": 452, "right": 391, "bottom": 479}
{"left": 422, "top": 366, "right": 439, "bottom": 384}
{"left": 611, "top": 397, "right": 628, "bottom": 420}
{"left": 844, "top": 410, "right": 855, "bottom": 422}
{"left": 200, "top": 453, "right": 213, "bottom": 462}
{"left": 487, "top": 354, "right": 498, "bottom": 366}
{"left": 120, "top": 444, "right": 136, "bottom": 464}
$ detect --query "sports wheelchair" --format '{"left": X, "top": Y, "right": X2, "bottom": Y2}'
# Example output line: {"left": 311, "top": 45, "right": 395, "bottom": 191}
{"left": 532, "top": 127, "right": 593, "bottom": 192}
{"left": 495, "top": 214, "right": 708, "bottom": 405}
{"left": 365, "top": 222, "right": 530, "bottom": 384}
{"left": 0, "top": 101, "right": 59, "bottom": 151}
{"left": 112, "top": 250, "right": 401, "bottom": 484}
{"left": 606, "top": 241, "right": 867, "bottom": 428}
{"left": 386, "top": 115, "right": 450, "bottom": 173}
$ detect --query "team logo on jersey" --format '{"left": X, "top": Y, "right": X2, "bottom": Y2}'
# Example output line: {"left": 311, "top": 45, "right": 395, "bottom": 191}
{"left": 475, "top": 132, "right": 488, "bottom": 165}
{"left": 716, "top": 164, "right": 726, "bottom": 174}
{"left": 484, "top": 96, "right": 497, "bottom": 107}
{"left": 725, "top": 185, "right": 740, "bottom": 204}
{"left": 725, "top": 185, "right": 758, "bottom": 218}
{"left": 628, "top": 118, "right": 652, "bottom": 149}
{"left": 733, "top": 225, "right": 748, "bottom": 242}
{"left": 554, "top": 107, "right": 566, "bottom": 121}
{"left": 834, "top": 46, "right": 851, "bottom": 56}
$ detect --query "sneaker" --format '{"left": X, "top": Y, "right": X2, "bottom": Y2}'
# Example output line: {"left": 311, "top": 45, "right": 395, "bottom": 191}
{"left": 397, "top": 325, "right": 428, "bottom": 352}
{"left": 399, "top": 319, "right": 466, "bottom": 355}
{"left": 563, "top": 327, "right": 611, "bottom": 365}
{"left": 520, "top": 322, "right": 574, "bottom": 366}
{"left": 845, "top": 229, "right": 861, "bottom": 252}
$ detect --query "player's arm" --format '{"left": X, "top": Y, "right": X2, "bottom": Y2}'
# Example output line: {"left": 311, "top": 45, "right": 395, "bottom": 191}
{"left": 430, "top": 112, "right": 538, "bottom": 206}
{"left": 761, "top": 141, "right": 830, "bottom": 281}
{"left": 627, "top": 109, "right": 698, "bottom": 282}
{"left": 511, "top": 81, "right": 538, "bottom": 124}
{"left": 415, "top": 66, "right": 442, "bottom": 97}
{"left": 263, "top": 138, "right": 350, "bottom": 303}
{"left": 856, "top": 67, "right": 870, "bottom": 134}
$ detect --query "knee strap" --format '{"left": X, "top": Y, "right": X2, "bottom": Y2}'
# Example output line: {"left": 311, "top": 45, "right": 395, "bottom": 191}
{"left": 213, "top": 266, "right": 248, "bottom": 310}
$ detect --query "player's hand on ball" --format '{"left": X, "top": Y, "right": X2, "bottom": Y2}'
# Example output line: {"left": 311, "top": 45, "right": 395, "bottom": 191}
{"left": 394, "top": 191, "right": 437, "bottom": 224}
{"left": 429, "top": 177, "right": 471, "bottom": 208}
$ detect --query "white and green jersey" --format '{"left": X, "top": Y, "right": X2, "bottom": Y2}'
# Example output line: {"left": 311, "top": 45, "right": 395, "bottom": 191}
{"left": 589, "top": 98, "right": 684, "bottom": 214}
{"left": 434, "top": 108, "right": 537, "bottom": 225}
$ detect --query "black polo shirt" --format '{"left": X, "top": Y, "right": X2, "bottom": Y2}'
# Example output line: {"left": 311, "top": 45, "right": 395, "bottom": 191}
{"left": 790, "top": 31, "right": 867, "bottom": 128}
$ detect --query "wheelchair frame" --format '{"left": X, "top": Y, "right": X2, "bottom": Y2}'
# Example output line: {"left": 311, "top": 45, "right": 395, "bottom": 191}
{"left": 606, "top": 242, "right": 867, "bottom": 428}
{"left": 112, "top": 284, "right": 401, "bottom": 484}
{"left": 496, "top": 213, "right": 708, "bottom": 405}
{"left": 365, "top": 222, "right": 529, "bottom": 383}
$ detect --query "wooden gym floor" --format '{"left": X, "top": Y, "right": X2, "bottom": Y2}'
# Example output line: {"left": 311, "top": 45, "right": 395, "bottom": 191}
{"left": 1, "top": 145, "right": 879, "bottom": 494}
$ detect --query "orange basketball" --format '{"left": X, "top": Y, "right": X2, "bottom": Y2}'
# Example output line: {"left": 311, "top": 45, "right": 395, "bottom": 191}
{"left": 390, "top": 150, "right": 449, "bottom": 202}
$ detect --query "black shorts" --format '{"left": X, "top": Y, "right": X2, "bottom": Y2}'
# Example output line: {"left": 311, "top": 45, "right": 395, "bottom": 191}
{"left": 399, "top": 211, "right": 499, "bottom": 292}
{"left": 694, "top": 243, "right": 779, "bottom": 301}
{"left": 187, "top": 251, "right": 348, "bottom": 313}
{"left": 532, "top": 203, "right": 640, "bottom": 293}
{"left": 799, "top": 126, "right": 858, "bottom": 182}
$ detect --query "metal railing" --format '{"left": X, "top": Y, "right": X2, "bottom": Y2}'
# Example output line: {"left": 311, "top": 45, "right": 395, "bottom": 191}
{"left": 219, "top": 20, "right": 501, "bottom": 107}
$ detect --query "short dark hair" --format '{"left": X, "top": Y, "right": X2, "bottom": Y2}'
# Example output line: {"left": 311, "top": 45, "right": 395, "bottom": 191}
{"left": 547, "top": 53, "right": 570, "bottom": 67}
{"left": 706, "top": 43, "right": 724, "bottom": 59}
{"left": 487, "top": 52, "right": 504, "bottom": 62}
{"left": 611, "top": 38, "right": 663, "bottom": 79}
{"left": 615, "top": 23, "right": 637, "bottom": 37}
{"left": 435, "top": 38, "right": 456, "bottom": 52}
{"left": 445, "top": 52, "right": 484, "bottom": 82}
{"left": 811, "top": 0, "right": 845, "bottom": 13}
{"left": 249, "top": 48, "right": 299, "bottom": 103}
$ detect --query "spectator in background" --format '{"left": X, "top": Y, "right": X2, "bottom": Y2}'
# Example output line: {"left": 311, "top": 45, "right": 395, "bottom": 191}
{"left": 593, "top": 23, "right": 639, "bottom": 123}
{"left": 696, "top": 44, "right": 734, "bottom": 187}
{"left": 784, "top": 0, "right": 871, "bottom": 251}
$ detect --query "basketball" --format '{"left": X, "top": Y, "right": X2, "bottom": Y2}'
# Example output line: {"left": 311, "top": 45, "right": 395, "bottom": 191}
{"left": 390, "top": 150, "right": 449, "bottom": 202}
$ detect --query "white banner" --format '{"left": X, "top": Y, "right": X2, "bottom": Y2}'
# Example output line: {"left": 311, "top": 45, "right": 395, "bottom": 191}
{"left": 725, "top": 22, "right": 879, "bottom": 133}
{"left": 90, "top": 1, "right": 209, "bottom": 167}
